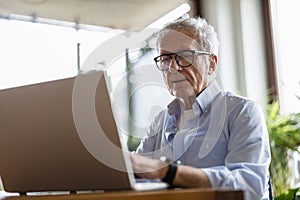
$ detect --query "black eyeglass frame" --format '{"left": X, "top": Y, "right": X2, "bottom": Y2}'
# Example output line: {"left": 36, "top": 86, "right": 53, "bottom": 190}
{"left": 153, "top": 50, "right": 211, "bottom": 71}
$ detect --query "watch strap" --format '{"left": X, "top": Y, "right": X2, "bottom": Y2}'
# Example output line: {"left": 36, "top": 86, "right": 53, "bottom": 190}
{"left": 161, "top": 162, "right": 177, "bottom": 184}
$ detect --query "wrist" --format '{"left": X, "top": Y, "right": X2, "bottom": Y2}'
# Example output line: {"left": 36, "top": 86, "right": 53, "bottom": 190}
{"left": 161, "top": 162, "right": 178, "bottom": 184}
{"left": 152, "top": 159, "right": 168, "bottom": 179}
{"left": 159, "top": 163, "right": 169, "bottom": 179}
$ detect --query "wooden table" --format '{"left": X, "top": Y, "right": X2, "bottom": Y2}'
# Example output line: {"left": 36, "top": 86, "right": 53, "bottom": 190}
{"left": 0, "top": 188, "right": 244, "bottom": 200}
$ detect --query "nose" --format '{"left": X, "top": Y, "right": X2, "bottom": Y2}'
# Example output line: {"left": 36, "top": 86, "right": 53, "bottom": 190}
{"left": 169, "top": 56, "right": 180, "bottom": 73}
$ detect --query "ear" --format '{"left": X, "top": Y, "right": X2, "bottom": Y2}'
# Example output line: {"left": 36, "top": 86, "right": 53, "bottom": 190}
{"left": 208, "top": 54, "right": 218, "bottom": 74}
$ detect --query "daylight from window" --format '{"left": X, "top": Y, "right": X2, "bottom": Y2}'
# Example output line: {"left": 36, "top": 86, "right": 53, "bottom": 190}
{"left": 272, "top": 0, "right": 300, "bottom": 113}
{"left": 0, "top": 18, "right": 118, "bottom": 89}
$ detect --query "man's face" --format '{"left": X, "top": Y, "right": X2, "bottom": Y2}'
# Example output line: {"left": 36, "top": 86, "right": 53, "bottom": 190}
{"left": 159, "top": 29, "right": 215, "bottom": 99}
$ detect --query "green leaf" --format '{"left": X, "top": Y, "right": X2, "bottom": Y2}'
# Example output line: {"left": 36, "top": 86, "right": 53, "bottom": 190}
{"left": 274, "top": 187, "right": 299, "bottom": 200}
{"left": 268, "top": 101, "right": 280, "bottom": 120}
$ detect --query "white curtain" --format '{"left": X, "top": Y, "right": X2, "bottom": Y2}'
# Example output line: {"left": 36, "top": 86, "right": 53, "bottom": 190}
{"left": 199, "top": 0, "right": 269, "bottom": 108}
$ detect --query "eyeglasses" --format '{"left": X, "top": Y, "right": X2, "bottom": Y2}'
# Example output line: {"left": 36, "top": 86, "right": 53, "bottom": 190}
{"left": 154, "top": 50, "right": 211, "bottom": 71}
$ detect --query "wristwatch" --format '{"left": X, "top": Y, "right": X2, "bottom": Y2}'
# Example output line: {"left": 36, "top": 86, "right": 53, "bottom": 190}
{"left": 161, "top": 162, "right": 178, "bottom": 184}
{"left": 160, "top": 156, "right": 178, "bottom": 184}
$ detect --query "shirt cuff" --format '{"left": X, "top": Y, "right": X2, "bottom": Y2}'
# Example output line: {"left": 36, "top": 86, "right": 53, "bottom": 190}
{"left": 201, "top": 166, "right": 235, "bottom": 188}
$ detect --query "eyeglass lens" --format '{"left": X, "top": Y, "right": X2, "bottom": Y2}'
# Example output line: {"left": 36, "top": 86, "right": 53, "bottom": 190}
{"left": 156, "top": 50, "right": 194, "bottom": 70}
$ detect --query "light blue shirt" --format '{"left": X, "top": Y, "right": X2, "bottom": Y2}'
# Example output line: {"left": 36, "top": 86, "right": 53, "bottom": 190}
{"left": 136, "top": 80, "right": 271, "bottom": 200}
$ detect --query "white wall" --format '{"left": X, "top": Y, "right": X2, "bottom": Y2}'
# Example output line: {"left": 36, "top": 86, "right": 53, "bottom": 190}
{"left": 200, "top": 0, "right": 269, "bottom": 108}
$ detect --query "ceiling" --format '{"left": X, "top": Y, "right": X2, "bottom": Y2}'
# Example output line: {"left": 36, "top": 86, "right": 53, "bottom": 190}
{"left": 0, "top": 0, "right": 191, "bottom": 30}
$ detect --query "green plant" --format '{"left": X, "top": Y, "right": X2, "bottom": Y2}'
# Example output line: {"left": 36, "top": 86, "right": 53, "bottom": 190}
{"left": 267, "top": 101, "right": 300, "bottom": 197}
{"left": 275, "top": 187, "right": 300, "bottom": 200}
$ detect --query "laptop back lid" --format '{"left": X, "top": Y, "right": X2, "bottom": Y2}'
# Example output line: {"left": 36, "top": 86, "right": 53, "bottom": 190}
{"left": 0, "top": 71, "right": 132, "bottom": 193}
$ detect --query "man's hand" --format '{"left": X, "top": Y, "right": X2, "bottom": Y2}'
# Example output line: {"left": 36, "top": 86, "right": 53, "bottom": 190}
{"left": 129, "top": 153, "right": 168, "bottom": 180}
{"left": 130, "top": 153, "right": 211, "bottom": 188}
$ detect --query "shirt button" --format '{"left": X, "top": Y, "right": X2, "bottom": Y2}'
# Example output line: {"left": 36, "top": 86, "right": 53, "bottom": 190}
{"left": 176, "top": 160, "right": 182, "bottom": 165}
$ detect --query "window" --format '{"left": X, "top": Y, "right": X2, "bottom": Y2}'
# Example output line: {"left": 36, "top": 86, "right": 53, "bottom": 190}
{"left": 0, "top": 17, "right": 118, "bottom": 89}
{"left": 271, "top": 0, "right": 300, "bottom": 114}
{"left": 270, "top": 0, "right": 300, "bottom": 188}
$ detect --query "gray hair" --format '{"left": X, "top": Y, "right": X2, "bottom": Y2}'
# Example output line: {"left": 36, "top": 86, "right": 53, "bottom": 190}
{"left": 157, "top": 17, "right": 219, "bottom": 56}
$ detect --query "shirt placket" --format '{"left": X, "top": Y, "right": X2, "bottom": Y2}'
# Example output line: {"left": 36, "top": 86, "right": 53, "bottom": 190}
{"left": 172, "top": 129, "right": 187, "bottom": 163}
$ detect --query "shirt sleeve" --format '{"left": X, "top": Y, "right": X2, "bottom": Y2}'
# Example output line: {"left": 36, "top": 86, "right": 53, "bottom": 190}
{"left": 135, "top": 110, "right": 165, "bottom": 157}
{"left": 202, "top": 100, "right": 271, "bottom": 200}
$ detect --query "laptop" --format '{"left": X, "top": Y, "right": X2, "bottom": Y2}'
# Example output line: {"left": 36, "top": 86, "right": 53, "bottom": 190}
{"left": 0, "top": 70, "right": 168, "bottom": 194}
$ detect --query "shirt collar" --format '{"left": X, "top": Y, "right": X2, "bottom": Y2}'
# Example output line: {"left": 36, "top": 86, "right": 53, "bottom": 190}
{"left": 164, "top": 80, "right": 222, "bottom": 141}
{"left": 167, "top": 97, "right": 202, "bottom": 116}
{"left": 167, "top": 80, "right": 222, "bottom": 115}
{"left": 196, "top": 80, "right": 222, "bottom": 115}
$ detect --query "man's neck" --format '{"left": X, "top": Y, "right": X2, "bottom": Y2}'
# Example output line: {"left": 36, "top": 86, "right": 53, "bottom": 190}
{"left": 177, "top": 95, "right": 196, "bottom": 110}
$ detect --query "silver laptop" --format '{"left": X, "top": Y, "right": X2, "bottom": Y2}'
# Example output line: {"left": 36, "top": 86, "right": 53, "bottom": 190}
{"left": 0, "top": 70, "right": 167, "bottom": 194}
